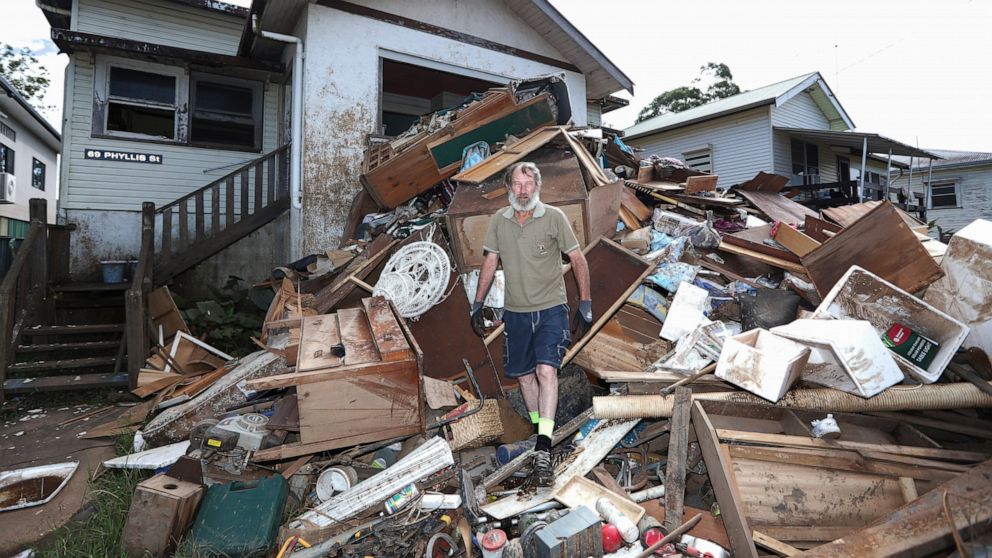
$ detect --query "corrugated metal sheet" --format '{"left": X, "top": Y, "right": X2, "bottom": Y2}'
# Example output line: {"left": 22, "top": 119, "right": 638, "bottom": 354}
{"left": 626, "top": 106, "right": 774, "bottom": 188}
{"left": 77, "top": 0, "right": 244, "bottom": 55}
{"left": 62, "top": 57, "right": 282, "bottom": 211}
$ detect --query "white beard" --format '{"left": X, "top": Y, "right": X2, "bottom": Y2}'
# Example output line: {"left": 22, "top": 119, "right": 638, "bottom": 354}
{"left": 508, "top": 189, "right": 541, "bottom": 212}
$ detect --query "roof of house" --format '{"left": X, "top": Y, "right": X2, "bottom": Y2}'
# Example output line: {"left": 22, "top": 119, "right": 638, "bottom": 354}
{"left": 0, "top": 74, "right": 61, "bottom": 150}
{"left": 242, "top": 0, "right": 633, "bottom": 100}
{"left": 624, "top": 72, "right": 854, "bottom": 141}
{"left": 37, "top": 0, "right": 247, "bottom": 28}
{"left": 891, "top": 149, "right": 992, "bottom": 169}
{"left": 776, "top": 127, "right": 940, "bottom": 160}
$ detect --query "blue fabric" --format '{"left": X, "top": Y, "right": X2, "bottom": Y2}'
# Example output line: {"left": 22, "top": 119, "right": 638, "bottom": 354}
{"left": 502, "top": 304, "right": 571, "bottom": 378}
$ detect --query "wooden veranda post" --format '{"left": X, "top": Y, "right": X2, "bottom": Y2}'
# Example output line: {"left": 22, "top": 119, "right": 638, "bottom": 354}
{"left": 125, "top": 202, "right": 155, "bottom": 390}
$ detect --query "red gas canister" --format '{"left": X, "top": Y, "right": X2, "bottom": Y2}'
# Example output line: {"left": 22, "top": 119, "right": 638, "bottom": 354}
{"left": 602, "top": 523, "right": 623, "bottom": 553}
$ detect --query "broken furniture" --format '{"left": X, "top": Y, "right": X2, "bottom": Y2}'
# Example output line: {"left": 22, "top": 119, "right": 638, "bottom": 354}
{"left": 247, "top": 297, "right": 424, "bottom": 459}
{"left": 715, "top": 328, "right": 810, "bottom": 402}
{"left": 122, "top": 473, "right": 203, "bottom": 558}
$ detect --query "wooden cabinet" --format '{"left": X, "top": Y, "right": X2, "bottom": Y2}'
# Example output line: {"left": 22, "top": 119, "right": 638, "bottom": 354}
{"left": 122, "top": 474, "right": 203, "bottom": 558}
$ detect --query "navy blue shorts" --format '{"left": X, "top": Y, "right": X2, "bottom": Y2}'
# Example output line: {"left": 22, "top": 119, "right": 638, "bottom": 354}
{"left": 502, "top": 304, "right": 572, "bottom": 378}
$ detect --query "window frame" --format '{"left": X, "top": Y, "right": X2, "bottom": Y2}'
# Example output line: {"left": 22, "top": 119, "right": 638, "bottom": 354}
{"left": 928, "top": 180, "right": 959, "bottom": 209}
{"left": 790, "top": 138, "right": 820, "bottom": 184}
{"left": 188, "top": 72, "right": 264, "bottom": 151}
{"left": 31, "top": 158, "right": 45, "bottom": 191}
{"left": 0, "top": 142, "right": 13, "bottom": 175}
{"left": 96, "top": 58, "right": 185, "bottom": 142}
{"left": 682, "top": 145, "right": 713, "bottom": 174}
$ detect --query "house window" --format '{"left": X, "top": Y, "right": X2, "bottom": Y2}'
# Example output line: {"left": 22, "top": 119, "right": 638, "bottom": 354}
{"left": 190, "top": 74, "right": 263, "bottom": 150}
{"left": 930, "top": 182, "right": 958, "bottom": 208}
{"left": 682, "top": 146, "right": 713, "bottom": 174}
{"left": 106, "top": 67, "right": 178, "bottom": 139}
{"left": 0, "top": 143, "right": 13, "bottom": 174}
{"left": 791, "top": 139, "right": 819, "bottom": 184}
{"left": 31, "top": 159, "right": 45, "bottom": 191}
{"left": 0, "top": 122, "right": 15, "bottom": 142}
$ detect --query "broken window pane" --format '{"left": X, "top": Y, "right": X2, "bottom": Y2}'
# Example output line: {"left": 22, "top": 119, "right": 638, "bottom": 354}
{"left": 32, "top": 158, "right": 45, "bottom": 191}
{"left": 109, "top": 67, "right": 176, "bottom": 104}
{"left": 107, "top": 103, "right": 176, "bottom": 139}
{"left": 191, "top": 77, "right": 259, "bottom": 149}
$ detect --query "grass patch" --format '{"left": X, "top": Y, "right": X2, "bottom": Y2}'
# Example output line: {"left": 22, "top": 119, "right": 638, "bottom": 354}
{"left": 33, "top": 432, "right": 146, "bottom": 558}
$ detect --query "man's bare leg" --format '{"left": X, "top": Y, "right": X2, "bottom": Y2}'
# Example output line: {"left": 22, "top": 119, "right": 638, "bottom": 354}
{"left": 518, "top": 372, "right": 540, "bottom": 416}
{"left": 535, "top": 364, "right": 558, "bottom": 421}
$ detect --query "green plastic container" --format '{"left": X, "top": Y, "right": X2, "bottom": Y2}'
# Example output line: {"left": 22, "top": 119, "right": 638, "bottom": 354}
{"left": 187, "top": 475, "right": 288, "bottom": 557}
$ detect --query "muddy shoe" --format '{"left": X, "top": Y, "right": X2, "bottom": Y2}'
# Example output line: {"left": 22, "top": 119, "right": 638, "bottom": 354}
{"left": 531, "top": 449, "right": 554, "bottom": 487}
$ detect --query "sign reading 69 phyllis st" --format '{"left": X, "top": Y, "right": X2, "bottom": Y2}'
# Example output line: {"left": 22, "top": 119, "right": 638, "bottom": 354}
{"left": 84, "top": 149, "right": 163, "bottom": 164}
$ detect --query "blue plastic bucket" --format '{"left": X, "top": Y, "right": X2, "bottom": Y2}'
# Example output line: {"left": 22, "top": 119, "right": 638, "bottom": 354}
{"left": 100, "top": 260, "right": 127, "bottom": 283}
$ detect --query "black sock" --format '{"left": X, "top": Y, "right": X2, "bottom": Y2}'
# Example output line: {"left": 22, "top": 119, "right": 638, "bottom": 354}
{"left": 535, "top": 434, "right": 552, "bottom": 453}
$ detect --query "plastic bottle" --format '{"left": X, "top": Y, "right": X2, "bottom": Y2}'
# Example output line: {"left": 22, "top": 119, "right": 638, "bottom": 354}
{"left": 595, "top": 498, "right": 638, "bottom": 544}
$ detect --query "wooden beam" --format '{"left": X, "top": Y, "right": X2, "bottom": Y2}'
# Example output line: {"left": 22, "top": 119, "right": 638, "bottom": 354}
{"left": 725, "top": 445, "right": 958, "bottom": 483}
{"left": 245, "top": 358, "right": 413, "bottom": 390}
{"left": 752, "top": 530, "right": 800, "bottom": 557}
{"left": 716, "top": 430, "right": 988, "bottom": 463}
{"left": 664, "top": 387, "right": 691, "bottom": 534}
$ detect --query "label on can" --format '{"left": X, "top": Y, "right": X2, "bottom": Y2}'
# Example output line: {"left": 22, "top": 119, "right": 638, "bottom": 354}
{"left": 384, "top": 484, "right": 418, "bottom": 514}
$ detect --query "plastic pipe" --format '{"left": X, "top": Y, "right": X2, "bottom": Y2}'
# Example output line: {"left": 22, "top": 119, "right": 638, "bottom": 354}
{"left": 593, "top": 382, "right": 992, "bottom": 420}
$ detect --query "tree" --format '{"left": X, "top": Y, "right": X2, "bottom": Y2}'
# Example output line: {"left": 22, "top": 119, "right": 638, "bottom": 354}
{"left": 0, "top": 43, "right": 51, "bottom": 106}
{"left": 636, "top": 62, "right": 742, "bottom": 123}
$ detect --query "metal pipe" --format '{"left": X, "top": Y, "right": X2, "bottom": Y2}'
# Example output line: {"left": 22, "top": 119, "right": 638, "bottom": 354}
{"left": 592, "top": 382, "right": 992, "bottom": 419}
{"left": 885, "top": 148, "right": 892, "bottom": 201}
{"left": 254, "top": 15, "right": 304, "bottom": 258}
{"left": 859, "top": 136, "right": 868, "bottom": 202}
{"left": 926, "top": 157, "right": 934, "bottom": 219}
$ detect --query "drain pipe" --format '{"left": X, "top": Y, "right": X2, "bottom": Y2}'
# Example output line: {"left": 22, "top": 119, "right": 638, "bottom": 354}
{"left": 254, "top": 15, "right": 304, "bottom": 258}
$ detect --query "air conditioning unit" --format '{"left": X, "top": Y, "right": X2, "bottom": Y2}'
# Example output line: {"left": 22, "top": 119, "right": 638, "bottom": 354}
{"left": 0, "top": 173, "right": 15, "bottom": 204}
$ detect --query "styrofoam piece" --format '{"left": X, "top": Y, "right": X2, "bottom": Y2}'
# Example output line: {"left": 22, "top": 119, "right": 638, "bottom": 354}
{"left": 0, "top": 462, "right": 78, "bottom": 512}
{"left": 715, "top": 328, "right": 811, "bottom": 402}
{"left": 923, "top": 219, "right": 992, "bottom": 354}
{"left": 813, "top": 266, "right": 970, "bottom": 383}
{"left": 103, "top": 441, "right": 190, "bottom": 470}
{"left": 772, "top": 319, "right": 904, "bottom": 397}
{"left": 660, "top": 282, "right": 708, "bottom": 341}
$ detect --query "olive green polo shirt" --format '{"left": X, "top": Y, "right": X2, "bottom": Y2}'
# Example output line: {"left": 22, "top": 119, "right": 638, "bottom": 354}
{"left": 483, "top": 203, "right": 581, "bottom": 312}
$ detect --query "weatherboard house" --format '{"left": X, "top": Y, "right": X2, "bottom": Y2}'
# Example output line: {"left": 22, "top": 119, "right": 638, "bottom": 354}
{"left": 37, "top": 0, "right": 632, "bottom": 285}
{"left": 623, "top": 72, "right": 940, "bottom": 217}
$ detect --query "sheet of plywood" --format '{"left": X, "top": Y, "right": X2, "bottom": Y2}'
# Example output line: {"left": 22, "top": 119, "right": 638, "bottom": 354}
{"left": 684, "top": 174, "right": 718, "bottom": 194}
{"left": 801, "top": 202, "right": 943, "bottom": 296}
{"left": 297, "top": 314, "right": 342, "bottom": 373}
{"left": 823, "top": 201, "right": 927, "bottom": 230}
{"left": 773, "top": 224, "right": 820, "bottom": 257}
{"left": 148, "top": 286, "right": 189, "bottom": 341}
{"left": 737, "top": 172, "right": 789, "bottom": 193}
{"left": 737, "top": 191, "right": 818, "bottom": 226}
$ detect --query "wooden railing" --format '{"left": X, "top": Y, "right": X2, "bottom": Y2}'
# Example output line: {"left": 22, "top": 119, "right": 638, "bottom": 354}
{"left": 0, "top": 199, "right": 51, "bottom": 401}
{"left": 155, "top": 144, "right": 291, "bottom": 282}
{"left": 125, "top": 202, "right": 155, "bottom": 390}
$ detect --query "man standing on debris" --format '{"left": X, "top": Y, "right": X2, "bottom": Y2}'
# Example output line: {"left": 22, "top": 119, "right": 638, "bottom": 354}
{"left": 471, "top": 161, "right": 592, "bottom": 487}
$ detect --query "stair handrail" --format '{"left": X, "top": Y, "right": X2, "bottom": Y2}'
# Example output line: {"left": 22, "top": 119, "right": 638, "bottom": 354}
{"left": 0, "top": 199, "right": 49, "bottom": 402}
{"left": 156, "top": 144, "right": 290, "bottom": 214}
{"left": 125, "top": 202, "right": 155, "bottom": 390}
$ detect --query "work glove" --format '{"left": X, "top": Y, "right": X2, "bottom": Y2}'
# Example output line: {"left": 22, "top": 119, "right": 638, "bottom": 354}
{"left": 471, "top": 302, "right": 486, "bottom": 338}
{"left": 571, "top": 300, "right": 593, "bottom": 340}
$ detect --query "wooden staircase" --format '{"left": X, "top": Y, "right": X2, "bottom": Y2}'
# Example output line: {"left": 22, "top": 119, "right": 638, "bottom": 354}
{"left": 1, "top": 145, "right": 290, "bottom": 401}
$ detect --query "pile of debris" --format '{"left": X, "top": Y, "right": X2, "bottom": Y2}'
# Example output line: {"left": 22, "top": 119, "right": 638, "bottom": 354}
{"left": 8, "top": 77, "right": 992, "bottom": 558}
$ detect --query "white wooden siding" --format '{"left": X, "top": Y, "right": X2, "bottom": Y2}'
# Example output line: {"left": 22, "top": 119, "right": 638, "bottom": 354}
{"left": 587, "top": 103, "right": 602, "bottom": 127}
{"left": 771, "top": 91, "right": 831, "bottom": 129}
{"left": 890, "top": 163, "right": 992, "bottom": 232}
{"left": 62, "top": 56, "right": 281, "bottom": 211}
{"left": 76, "top": 0, "right": 244, "bottom": 55}
{"left": 626, "top": 107, "right": 773, "bottom": 187}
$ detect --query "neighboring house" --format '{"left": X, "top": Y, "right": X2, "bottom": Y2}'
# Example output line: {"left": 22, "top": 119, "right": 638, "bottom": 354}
{"left": 889, "top": 149, "right": 992, "bottom": 234}
{"left": 623, "top": 72, "right": 937, "bottom": 215}
{"left": 0, "top": 75, "right": 60, "bottom": 238}
{"left": 38, "top": 0, "right": 632, "bottom": 284}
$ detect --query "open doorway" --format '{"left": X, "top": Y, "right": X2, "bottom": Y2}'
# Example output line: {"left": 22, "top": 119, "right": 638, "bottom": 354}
{"left": 379, "top": 58, "right": 502, "bottom": 136}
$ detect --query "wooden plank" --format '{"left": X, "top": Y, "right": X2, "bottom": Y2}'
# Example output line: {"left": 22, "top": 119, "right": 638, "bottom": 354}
{"left": 254, "top": 160, "right": 263, "bottom": 214}
{"left": 254, "top": 423, "right": 418, "bottom": 461}
{"left": 717, "top": 430, "right": 987, "bottom": 462}
{"left": 664, "top": 387, "right": 692, "bottom": 533}
{"left": 773, "top": 224, "right": 820, "bottom": 257}
{"left": 801, "top": 201, "right": 943, "bottom": 296}
{"left": 178, "top": 200, "right": 189, "bottom": 248}
{"left": 620, "top": 186, "right": 651, "bottom": 221}
{"left": 362, "top": 297, "right": 413, "bottom": 362}
{"left": 210, "top": 183, "right": 219, "bottom": 236}
{"left": 718, "top": 241, "right": 808, "bottom": 275}
{"left": 684, "top": 174, "right": 718, "bottom": 194}
{"left": 736, "top": 190, "right": 818, "bottom": 226}
{"left": 802, "top": 215, "right": 842, "bottom": 242}
{"left": 297, "top": 314, "right": 343, "bottom": 373}
{"left": 691, "top": 401, "right": 759, "bottom": 558}
{"left": 240, "top": 171, "right": 249, "bottom": 219}
{"left": 247, "top": 358, "right": 413, "bottom": 390}
{"left": 161, "top": 207, "right": 172, "bottom": 256}
{"left": 312, "top": 236, "right": 399, "bottom": 314}
{"left": 338, "top": 307, "right": 380, "bottom": 366}
{"left": 725, "top": 445, "right": 957, "bottom": 483}
{"left": 225, "top": 176, "right": 234, "bottom": 227}
{"left": 450, "top": 126, "right": 564, "bottom": 184}
{"left": 868, "top": 411, "right": 992, "bottom": 440}
{"left": 794, "top": 459, "right": 992, "bottom": 557}
{"left": 737, "top": 172, "right": 789, "bottom": 193}
{"left": 725, "top": 224, "right": 802, "bottom": 263}
{"left": 752, "top": 531, "right": 800, "bottom": 556}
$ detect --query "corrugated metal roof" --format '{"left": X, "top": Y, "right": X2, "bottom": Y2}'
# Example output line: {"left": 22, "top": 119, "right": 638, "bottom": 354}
{"left": 775, "top": 127, "right": 941, "bottom": 159}
{"left": 625, "top": 72, "right": 820, "bottom": 140}
{"left": 891, "top": 149, "right": 992, "bottom": 169}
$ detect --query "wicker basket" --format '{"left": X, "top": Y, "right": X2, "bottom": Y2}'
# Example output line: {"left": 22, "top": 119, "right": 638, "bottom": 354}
{"left": 446, "top": 399, "right": 504, "bottom": 451}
